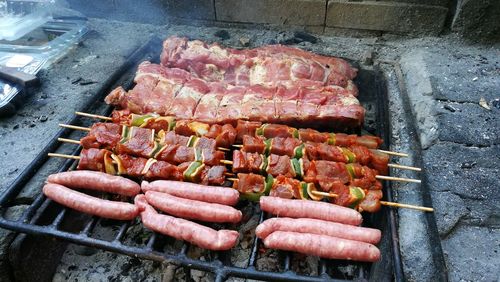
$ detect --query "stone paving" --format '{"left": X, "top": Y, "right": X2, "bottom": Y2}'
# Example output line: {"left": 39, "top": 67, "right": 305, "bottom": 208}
{"left": 0, "top": 18, "right": 498, "bottom": 281}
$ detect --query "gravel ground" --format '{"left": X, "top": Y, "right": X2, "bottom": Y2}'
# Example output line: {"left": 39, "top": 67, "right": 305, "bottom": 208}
{"left": 0, "top": 18, "right": 498, "bottom": 282}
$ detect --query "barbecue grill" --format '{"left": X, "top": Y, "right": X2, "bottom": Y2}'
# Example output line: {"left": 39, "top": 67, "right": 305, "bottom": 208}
{"left": 0, "top": 37, "right": 403, "bottom": 281}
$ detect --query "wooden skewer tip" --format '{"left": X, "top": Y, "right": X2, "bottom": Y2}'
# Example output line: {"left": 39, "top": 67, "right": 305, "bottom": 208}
{"left": 376, "top": 149, "right": 409, "bottom": 158}
{"left": 59, "top": 124, "right": 91, "bottom": 132}
{"left": 387, "top": 163, "right": 422, "bottom": 172}
{"left": 75, "top": 111, "right": 113, "bottom": 121}
{"left": 376, "top": 175, "right": 421, "bottom": 184}
{"left": 380, "top": 201, "right": 433, "bottom": 212}
{"left": 48, "top": 153, "right": 80, "bottom": 160}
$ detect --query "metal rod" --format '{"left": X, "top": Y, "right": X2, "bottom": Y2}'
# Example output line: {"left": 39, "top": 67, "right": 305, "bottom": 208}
{"left": 51, "top": 208, "right": 67, "bottom": 229}
{"left": 113, "top": 222, "right": 130, "bottom": 242}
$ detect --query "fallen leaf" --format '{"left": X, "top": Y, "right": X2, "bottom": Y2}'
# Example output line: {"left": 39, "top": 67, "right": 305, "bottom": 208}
{"left": 479, "top": 97, "right": 491, "bottom": 110}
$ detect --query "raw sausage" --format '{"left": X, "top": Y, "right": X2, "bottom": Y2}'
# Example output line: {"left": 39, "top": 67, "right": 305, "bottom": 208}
{"left": 263, "top": 231, "right": 380, "bottom": 262}
{"left": 141, "top": 180, "right": 239, "bottom": 206}
{"left": 135, "top": 195, "right": 239, "bottom": 250}
{"left": 259, "top": 196, "right": 363, "bottom": 225}
{"left": 47, "top": 170, "right": 140, "bottom": 197}
{"left": 43, "top": 183, "right": 139, "bottom": 220}
{"left": 144, "top": 191, "right": 242, "bottom": 223}
{"left": 256, "top": 217, "right": 381, "bottom": 244}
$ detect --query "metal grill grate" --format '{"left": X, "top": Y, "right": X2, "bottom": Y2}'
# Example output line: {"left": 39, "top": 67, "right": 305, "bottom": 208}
{"left": 0, "top": 37, "right": 403, "bottom": 281}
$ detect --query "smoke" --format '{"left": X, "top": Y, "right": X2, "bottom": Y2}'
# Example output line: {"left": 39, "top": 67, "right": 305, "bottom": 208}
{"left": 65, "top": 0, "right": 217, "bottom": 25}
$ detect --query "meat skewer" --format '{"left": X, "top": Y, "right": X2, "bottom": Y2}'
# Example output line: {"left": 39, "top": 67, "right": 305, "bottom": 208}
{"left": 58, "top": 137, "right": 226, "bottom": 167}
{"left": 236, "top": 135, "right": 422, "bottom": 174}
{"left": 60, "top": 123, "right": 227, "bottom": 153}
{"left": 223, "top": 151, "right": 420, "bottom": 184}
{"left": 49, "top": 148, "right": 227, "bottom": 186}
{"left": 74, "top": 111, "right": 236, "bottom": 148}
{"left": 230, "top": 173, "right": 432, "bottom": 213}
{"left": 74, "top": 112, "right": 408, "bottom": 157}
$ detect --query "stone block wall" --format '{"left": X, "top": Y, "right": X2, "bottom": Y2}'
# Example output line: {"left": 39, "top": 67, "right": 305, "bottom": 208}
{"left": 66, "top": 0, "right": 499, "bottom": 39}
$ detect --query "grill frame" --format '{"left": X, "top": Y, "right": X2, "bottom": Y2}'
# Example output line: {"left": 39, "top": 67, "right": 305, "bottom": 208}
{"left": 0, "top": 37, "right": 403, "bottom": 281}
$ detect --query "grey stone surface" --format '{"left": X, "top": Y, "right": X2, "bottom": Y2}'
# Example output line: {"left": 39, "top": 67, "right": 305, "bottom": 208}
{"left": 451, "top": 0, "right": 500, "bottom": 42}
{"left": 431, "top": 191, "right": 468, "bottom": 236}
{"left": 326, "top": 1, "right": 448, "bottom": 34}
{"left": 441, "top": 225, "right": 500, "bottom": 282}
{"left": 215, "top": 0, "right": 326, "bottom": 26}
{"left": 400, "top": 50, "right": 439, "bottom": 149}
{"left": 437, "top": 101, "right": 500, "bottom": 146}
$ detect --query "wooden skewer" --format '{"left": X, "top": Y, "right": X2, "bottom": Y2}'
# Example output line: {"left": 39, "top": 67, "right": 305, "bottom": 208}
{"left": 227, "top": 178, "right": 238, "bottom": 182}
{"left": 224, "top": 172, "right": 236, "bottom": 177}
{"left": 59, "top": 124, "right": 91, "bottom": 132}
{"left": 220, "top": 160, "right": 420, "bottom": 183}
{"left": 376, "top": 149, "right": 408, "bottom": 158}
{"left": 375, "top": 175, "right": 421, "bottom": 184}
{"left": 48, "top": 153, "right": 80, "bottom": 160}
{"left": 312, "top": 191, "right": 432, "bottom": 212}
{"left": 62, "top": 126, "right": 229, "bottom": 151}
{"left": 234, "top": 144, "right": 408, "bottom": 158}
{"left": 388, "top": 163, "right": 421, "bottom": 172}
{"left": 58, "top": 137, "right": 80, "bottom": 145}
{"left": 75, "top": 111, "right": 113, "bottom": 121}
{"left": 222, "top": 159, "right": 420, "bottom": 172}
{"left": 76, "top": 111, "right": 410, "bottom": 157}
{"left": 379, "top": 201, "right": 433, "bottom": 212}
{"left": 310, "top": 190, "right": 338, "bottom": 198}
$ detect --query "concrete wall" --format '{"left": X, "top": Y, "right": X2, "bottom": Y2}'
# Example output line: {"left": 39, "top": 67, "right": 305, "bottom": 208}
{"left": 67, "top": 0, "right": 499, "bottom": 39}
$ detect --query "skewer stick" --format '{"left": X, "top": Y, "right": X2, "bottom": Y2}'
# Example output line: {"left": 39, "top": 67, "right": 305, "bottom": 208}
{"left": 221, "top": 160, "right": 421, "bottom": 183}
{"left": 313, "top": 191, "right": 433, "bottom": 212}
{"left": 234, "top": 144, "right": 408, "bottom": 157}
{"left": 227, "top": 178, "right": 238, "bottom": 182}
{"left": 60, "top": 125, "right": 230, "bottom": 152}
{"left": 375, "top": 175, "right": 421, "bottom": 184}
{"left": 311, "top": 190, "right": 338, "bottom": 198}
{"left": 224, "top": 172, "right": 236, "bottom": 177}
{"left": 380, "top": 201, "right": 433, "bottom": 212}
{"left": 58, "top": 137, "right": 80, "bottom": 145}
{"left": 388, "top": 163, "right": 421, "bottom": 172}
{"left": 48, "top": 153, "right": 80, "bottom": 160}
{"left": 376, "top": 149, "right": 408, "bottom": 158}
{"left": 59, "top": 124, "right": 91, "bottom": 132}
{"left": 75, "top": 111, "right": 113, "bottom": 121}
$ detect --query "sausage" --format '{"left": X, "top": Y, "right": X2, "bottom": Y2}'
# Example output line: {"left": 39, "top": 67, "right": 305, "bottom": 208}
{"left": 259, "top": 196, "right": 363, "bottom": 226}
{"left": 43, "top": 183, "right": 139, "bottom": 220}
{"left": 263, "top": 231, "right": 380, "bottom": 262}
{"left": 256, "top": 217, "right": 381, "bottom": 244}
{"left": 141, "top": 180, "right": 239, "bottom": 206}
{"left": 144, "top": 191, "right": 242, "bottom": 223}
{"left": 47, "top": 170, "right": 140, "bottom": 197}
{"left": 135, "top": 195, "right": 239, "bottom": 251}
